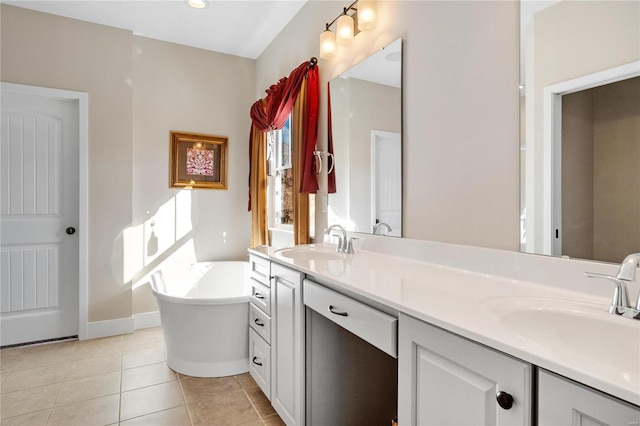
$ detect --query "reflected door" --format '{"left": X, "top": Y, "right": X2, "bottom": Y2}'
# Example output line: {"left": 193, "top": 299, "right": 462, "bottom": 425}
{"left": 372, "top": 130, "right": 401, "bottom": 237}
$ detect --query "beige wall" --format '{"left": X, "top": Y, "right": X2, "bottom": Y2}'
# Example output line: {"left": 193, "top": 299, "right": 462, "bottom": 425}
{"left": 258, "top": 0, "right": 520, "bottom": 250}
{"left": 1, "top": 5, "right": 256, "bottom": 322}
{"left": 1, "top": 5, "right": 133, "bottom": 322}
{"left": 131, "top": 37, "right": 254, "bottom": 314}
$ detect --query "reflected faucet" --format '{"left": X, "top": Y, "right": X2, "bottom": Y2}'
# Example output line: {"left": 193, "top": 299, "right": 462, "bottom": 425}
{"left": 585, "top": 253, "right": 640, "bottom": 320}
{"left": 373, "top": 222, "right": 392, "bottom": 235}
{"left": 324, "top": 224, "right": 355, "bottom": 254}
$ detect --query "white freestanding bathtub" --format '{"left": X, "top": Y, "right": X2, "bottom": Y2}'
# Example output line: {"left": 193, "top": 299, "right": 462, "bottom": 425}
{"left": 150, "top": 261, "right": 250, "bottom": 377}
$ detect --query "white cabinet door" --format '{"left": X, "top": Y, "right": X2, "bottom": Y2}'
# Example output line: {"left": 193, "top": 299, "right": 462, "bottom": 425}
{"left": 249, "top": 328, "right": 271, "bottom": 400}
{"left": 398, "top": 313, "right": 532, "bottom": 425}
{"left": 538, "top": 370, "right": 640, "bottom": 425}
{"left": 271, "top": 263, "right": 304, "bottom": 426}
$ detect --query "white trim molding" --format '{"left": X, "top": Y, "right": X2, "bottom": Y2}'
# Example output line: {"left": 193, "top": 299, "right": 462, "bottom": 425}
{"left": 134, "top": 311, "right": 161, "bottom": 330}
{"left": 87, "top": 317, "right": 134, "bottom": 339}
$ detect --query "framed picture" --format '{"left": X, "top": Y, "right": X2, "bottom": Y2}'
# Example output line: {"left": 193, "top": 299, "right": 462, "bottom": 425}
{"left": 170, "top": 131, "right": 228, "bottom": 190}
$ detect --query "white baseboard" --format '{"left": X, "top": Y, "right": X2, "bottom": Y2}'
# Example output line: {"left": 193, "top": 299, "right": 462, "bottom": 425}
{"left": 86, "top": 317, "right": 134, "bottom": 340}
{"left": 134, "top": 311, "right": 161, "bottom": 330}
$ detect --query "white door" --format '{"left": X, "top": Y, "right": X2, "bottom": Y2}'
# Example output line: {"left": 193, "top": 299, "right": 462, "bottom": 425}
{"left": 1, "top": 89, "right": 79, "bottom": 346}
{"left": 372, "top": 130, "right": 401, "bottom": 236}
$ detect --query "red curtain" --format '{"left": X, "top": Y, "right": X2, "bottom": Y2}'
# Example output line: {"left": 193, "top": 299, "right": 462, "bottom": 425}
{"left": 300, "top": 65, "right": 319, "bottom": 194}
{"left": 248, "top": 61, "right": 319, "bottom": 211}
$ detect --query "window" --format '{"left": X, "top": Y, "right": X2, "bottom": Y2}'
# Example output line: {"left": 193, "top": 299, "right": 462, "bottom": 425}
{"left": 267, "top": 115, "right": 294, "bottom": 228}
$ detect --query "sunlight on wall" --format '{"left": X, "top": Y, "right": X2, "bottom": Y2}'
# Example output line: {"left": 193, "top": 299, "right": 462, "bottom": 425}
{"left": 123, "top": 189, "right": 196, "bottom": 288}
{"left": 327, "top": 205, "right": 356, "bottom": 233}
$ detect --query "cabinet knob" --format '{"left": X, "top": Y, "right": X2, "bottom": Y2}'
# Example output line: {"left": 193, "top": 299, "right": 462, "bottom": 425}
{"left": 254, "top": 293, "right": 265, "bottom": 300}
{"left": 496, "top": 391, "right": 514, "bottom": 410}
{"left": 252, "top": 357, "right": 263, "bottom": 366}
{"left": 254, "top": 318, "right": 264, "bottom": 327}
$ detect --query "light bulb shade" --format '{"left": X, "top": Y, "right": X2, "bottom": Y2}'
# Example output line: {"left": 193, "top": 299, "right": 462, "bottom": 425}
{"left": 319, "top": 29, "right": 337, "bottom": 59}
{"left": 357, "top": 0, "right": 377, "bottom": 31}
{"left": 187, "top": 0, "right": 208, "bottom": 9}
{"left": 336, "top": 13, "right": 354, "bottom": 45}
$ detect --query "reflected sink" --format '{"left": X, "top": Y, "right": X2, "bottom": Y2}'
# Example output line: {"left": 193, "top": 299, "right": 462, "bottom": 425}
{"left": 274, "top": 244, "right": 346, "bottom": 263}
{"left": 488, "top": 298, "right": 640, "bottom": 374}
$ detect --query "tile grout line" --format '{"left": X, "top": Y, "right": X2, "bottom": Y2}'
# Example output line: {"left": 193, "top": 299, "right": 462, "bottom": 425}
{"left": 236, "top": 375, "right": 268, "bottom": 426}
{"left": 176, "top": 371, "right": 195, "bottom": 426}
{"left": 46, "top": 339, "right": 77, "bottom": 425}
{"left": 118, "top": 335, "right": 125, "bottom": 424}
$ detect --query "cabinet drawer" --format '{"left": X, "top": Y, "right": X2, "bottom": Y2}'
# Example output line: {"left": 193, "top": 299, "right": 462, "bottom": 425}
{"left": 249, "top": 302, "right": 271, "bottom": 344}
{"left": 249, "top": 254, "right": 271, "bottom": 287}
{"left": 250, "top": 278, "right": 271, "bottom": 315}
{"left": 303, "top": 279, "right": 398, "bottom": 358}
{"left": 249, "top": 328, "right": 271, "bottom": 400}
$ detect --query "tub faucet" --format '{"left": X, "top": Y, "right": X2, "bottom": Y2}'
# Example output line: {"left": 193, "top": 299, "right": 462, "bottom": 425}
{"left": 324, "top": 224, "right": 355, "bottom": 253}
{"left": 585, "top": 252, "right": 640, "bottom": 320}
{"left": 373, "top": 222, "right": 392, "bottom": 235}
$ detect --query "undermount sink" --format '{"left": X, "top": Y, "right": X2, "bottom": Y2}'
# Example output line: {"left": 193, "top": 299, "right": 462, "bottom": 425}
{"left": 274, "top": 244, "right": 346, "bottom": 263}
{"left": 487, "top": 297, "right": 640, "bottom": 374}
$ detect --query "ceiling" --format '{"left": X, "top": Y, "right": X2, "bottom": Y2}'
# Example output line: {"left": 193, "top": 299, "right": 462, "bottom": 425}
{"left": 4, "top": 0, "right": 308, "bottom": 59}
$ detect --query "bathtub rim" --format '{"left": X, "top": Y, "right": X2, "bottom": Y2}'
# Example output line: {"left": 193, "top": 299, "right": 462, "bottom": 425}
{"left": 150, "top": 260, "right": 250, "bottom": 306}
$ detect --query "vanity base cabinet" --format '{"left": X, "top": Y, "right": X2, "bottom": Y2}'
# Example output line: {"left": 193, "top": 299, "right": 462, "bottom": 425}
{"left": 398, "top": 313, "right": 533, "bottom": 425}
{"left": 538, "top": 370, "right": 640, "bottom": 425}
{"left": 271, "top": 263, "right": 304, "bottom": 426}
{"left": 248, "top": 255, "right": 272, "bottom": 400}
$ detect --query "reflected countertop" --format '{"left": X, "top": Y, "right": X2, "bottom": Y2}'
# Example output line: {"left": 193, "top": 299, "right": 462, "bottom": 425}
{"left": 249, "top": 243, "right": 640, "bottom": 406}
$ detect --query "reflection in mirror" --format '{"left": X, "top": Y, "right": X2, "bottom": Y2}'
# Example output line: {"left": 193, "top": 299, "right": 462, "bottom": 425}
{"left": 520, "top": 1, "right": 640, "bottom": 263}
{"left": 328, "top": 38, "right": 402, "bottom": 237}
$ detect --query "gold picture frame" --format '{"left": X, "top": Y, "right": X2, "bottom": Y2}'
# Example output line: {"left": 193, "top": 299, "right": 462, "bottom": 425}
{"left": 169, "top": 131, "right": 228, "bottom": 190}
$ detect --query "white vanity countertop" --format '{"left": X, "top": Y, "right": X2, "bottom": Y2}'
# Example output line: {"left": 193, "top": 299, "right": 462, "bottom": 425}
{"left": 249, "top": 243, "right": 640, "bottom": 406}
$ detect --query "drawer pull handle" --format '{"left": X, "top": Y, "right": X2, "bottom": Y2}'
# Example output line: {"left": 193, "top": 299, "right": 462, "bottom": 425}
{"left": 254, "top": 318, "right": 264, "bottom": 327}
{"left": 254, "top": 293, "right": 265, "bottom": 300}
{"left": 328, "top": 305, "right": 348, "bottom": 317}
{"left": 252, "top": 357, "right": 263, "bottom": 366}
{"left": 496, "top": 391, "right": 514, "bottom": 410}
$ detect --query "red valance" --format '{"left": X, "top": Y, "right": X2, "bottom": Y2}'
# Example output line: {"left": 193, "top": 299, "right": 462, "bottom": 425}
{"left": 248, "top": 60, "right": 319, "bottom": 212}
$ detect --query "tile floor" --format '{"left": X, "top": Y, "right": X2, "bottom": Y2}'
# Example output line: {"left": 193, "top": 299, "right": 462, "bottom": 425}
{"left": 0, "top": 327, "right": 284, "bottom": 425}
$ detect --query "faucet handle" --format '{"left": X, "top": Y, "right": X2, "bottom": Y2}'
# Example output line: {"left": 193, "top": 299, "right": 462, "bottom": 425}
{"left": 584, "top": 272, "right": 630, "bottom": 312}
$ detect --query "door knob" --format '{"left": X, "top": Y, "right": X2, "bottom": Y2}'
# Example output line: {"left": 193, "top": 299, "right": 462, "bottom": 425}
{"left": 66, "top": 227, "right": 76, "bottom": 235}
{"left": 496, "top": 391, "right": 514, "bottom": 410}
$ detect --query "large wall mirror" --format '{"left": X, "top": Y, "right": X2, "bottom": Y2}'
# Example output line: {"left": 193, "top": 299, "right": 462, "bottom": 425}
{"left": 328, "top": 38, "right": 402, "bottom": 237}
{"left": 520, "top": 1, "right": 639, "bottom": 263}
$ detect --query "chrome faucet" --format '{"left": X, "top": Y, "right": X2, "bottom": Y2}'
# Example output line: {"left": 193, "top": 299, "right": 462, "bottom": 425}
{"left": 585, "top": 253, "right": 640, "bottom": 320}
{"left": 373, "top": 222, "right": 392, "bottom": 235}
{"left": 324, "top": 224, "right": 356, "bottom": 254}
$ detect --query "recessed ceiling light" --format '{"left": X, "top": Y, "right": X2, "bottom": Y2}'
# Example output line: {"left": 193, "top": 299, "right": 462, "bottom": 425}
{"left": 187, "top": 0, "right": 208, "bottom": 9}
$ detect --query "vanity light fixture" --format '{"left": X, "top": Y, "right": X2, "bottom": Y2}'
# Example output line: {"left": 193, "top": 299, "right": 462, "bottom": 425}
{"left": 186, "top": 0, "right": 208, "bottom": 9}
{"left": 320, "top": 24, "right": 337, "bottom": 59}
{"left": 319, "top": 0, "right": 377, "bottom": 59}
{"left": 357, "top": 0, "right": 377, "bottom": 31}
{"left": 336, "top": 8, "right": 355, "bottom": 45}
